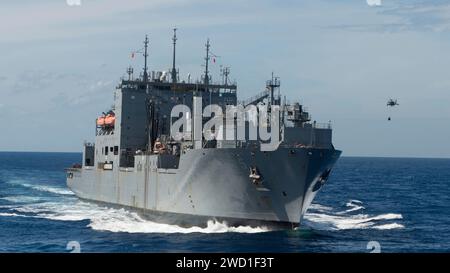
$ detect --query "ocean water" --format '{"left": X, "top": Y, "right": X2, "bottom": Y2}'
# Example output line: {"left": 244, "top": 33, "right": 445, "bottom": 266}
{"left": 0, "top": 152, "right": 449, "bottom": 253}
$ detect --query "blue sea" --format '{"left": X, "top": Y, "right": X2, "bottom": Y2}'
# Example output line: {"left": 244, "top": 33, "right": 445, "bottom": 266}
{"left": 0, "top": 152, "right": 449, "bottom": 253}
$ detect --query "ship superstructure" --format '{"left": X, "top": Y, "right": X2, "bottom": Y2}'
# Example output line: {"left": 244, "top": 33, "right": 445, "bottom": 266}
{"left": 67, "top": 30, "right": 341, "bottom": 228}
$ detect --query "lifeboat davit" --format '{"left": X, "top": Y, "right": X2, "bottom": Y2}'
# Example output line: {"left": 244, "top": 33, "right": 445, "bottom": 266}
{"left": 97, "top": 112, "right": 115, "bottom": 127}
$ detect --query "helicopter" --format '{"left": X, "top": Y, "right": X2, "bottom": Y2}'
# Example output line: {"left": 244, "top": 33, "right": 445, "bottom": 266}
{"left": 386, "top": 98, "right": 399, "bottom": 121}
{"left": 387, "top": 98, "right": 399, "bottom": 107}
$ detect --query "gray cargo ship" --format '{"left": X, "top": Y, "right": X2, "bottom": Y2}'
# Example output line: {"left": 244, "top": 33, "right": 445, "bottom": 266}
{"left": 66, "top": 30, "right": 341, "bottom": 228}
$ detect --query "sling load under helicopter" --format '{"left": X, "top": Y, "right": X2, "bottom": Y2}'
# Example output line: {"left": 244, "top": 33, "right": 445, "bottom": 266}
{"left": 387, "top": 98, "right": 399, "bottom": 121}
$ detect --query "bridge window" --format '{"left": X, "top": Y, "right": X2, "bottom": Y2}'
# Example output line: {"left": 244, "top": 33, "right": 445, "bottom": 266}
{"left": 105, "top": 146, "right": 109, "bottom": 155}
{"left": 114, "top": 146, "right": 119, "bottom": 155}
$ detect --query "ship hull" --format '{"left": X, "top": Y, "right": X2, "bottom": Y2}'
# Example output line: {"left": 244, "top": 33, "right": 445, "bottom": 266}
{"left": 67, "top": 147, "right": 341, "bottom": 228}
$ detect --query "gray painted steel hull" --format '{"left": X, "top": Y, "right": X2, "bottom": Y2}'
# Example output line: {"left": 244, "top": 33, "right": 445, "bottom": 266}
{"left": 67, "top": 147, "right": 341, "bottom": 228}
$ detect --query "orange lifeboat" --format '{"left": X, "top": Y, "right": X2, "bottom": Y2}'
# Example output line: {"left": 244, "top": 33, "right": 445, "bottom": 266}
{"left": 104, "top": 115, "right": 115, "bottom": 126}
{"left": 97, "top": 112, "right": 115, "bottom": 127}
{"left": 96, "top": 116, "right": 106, "bottom": 126}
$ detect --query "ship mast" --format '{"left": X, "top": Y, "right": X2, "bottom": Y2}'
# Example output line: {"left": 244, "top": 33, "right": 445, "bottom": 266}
{"left": 204, "top": 38, "right": 210, "bottom": 87}
{"left": 223, "top": 67, "right": 230, "bottom": 86}
{"left": 204, "top": 38, "right": 211, "bottom": 105}
{"left": 143, "top": 35, "right": 149, "bottom": 82}
{"left": 270, "top": 72, "right": 274, "bottom": 106}
{"left": 171, "top": 28, "right": 178, "bottom": 83}
{"left": 127, "top": 66, "right": 134, "bottom": 81}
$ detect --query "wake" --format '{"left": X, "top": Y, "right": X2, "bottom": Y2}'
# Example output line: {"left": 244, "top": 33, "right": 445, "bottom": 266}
{"left": 2, "top": 179, "right": 269, "bottom": 234}
{"left": 303, "top": 200, "right": 404, "bottom": 230}
{"left": 1, "top": 179, "right": 404, "bottom": 233}
{"left": 2, "top": 199, "right": 270, "bottom": 234}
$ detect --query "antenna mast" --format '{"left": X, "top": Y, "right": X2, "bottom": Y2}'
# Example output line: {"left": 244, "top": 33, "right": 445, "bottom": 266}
{"left": 171, "top": 28, "right": 177, "bottom": 83}
{"left": 143, "top": 35, "right": 149, "bottom": 82}
{"left": 267, "top": 72, "right": 280, "bottom": 107}
{"left": 127, "top": 66, "right": 134, "bottom": 81}
{"left": 204, "top": 38, "right": 210, "bottom": 87}
{"left": 223, "top": 67, "right": 230, "bottom": 85}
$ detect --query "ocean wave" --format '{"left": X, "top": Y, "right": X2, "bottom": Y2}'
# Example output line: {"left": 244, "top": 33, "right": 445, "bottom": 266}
{"left": 308, "top": 203, "right": 333, "bottom": 211}
{"left": 0, "top": 196, "right": 43, "bottom": 203}
{"left": 337, "top": 200, "right": 366, "bottom": 214}
{"left": 0, "top": 212, "right": 25, "bottom": 217}
{"left": 6, "top": 179, "right": 74, "bottom": 196}
{"left": 21, "top": 184, "right": 75, "bottom": 196}
{"left": 303, "top": 200, "right": 404, "bottom": 231}
{"left": 89, "top": 215, "right": 270, "bottom": 234}
{"left": 372, "top": 223, "right": 405, "bottom": 230}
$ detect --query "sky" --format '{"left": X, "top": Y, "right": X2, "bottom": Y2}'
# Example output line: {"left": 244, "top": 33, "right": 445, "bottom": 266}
{"left": 0, "top": 0, "right": 450, "bottom": 157}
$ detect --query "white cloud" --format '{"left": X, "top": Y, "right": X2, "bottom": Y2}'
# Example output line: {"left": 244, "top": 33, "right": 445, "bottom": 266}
{"left": 0, "top": 0, "right": 203, "bottom": 42}
{"left": 382, "top": 2, "right": 450, "bottom": 32}
{"left": 326, "top": 1, "right": 450, "bottom": 33}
